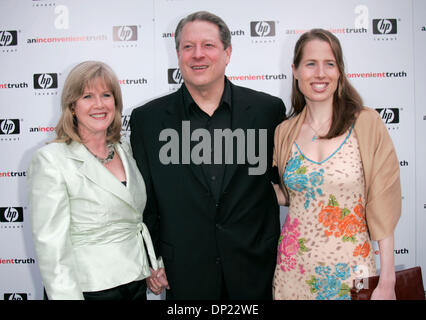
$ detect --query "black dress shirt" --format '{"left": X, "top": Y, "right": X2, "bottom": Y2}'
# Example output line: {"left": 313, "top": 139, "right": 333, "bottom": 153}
{"left": 182, "top": 79, "right": 232, "bottom": 203}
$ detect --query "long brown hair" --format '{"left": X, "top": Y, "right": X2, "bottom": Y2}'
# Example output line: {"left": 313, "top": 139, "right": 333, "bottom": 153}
{"left": 291, "top": 28, "right": 363, "bottom": 139}
{"left": 54, "top": 61, "right": 123, "bottom": 144}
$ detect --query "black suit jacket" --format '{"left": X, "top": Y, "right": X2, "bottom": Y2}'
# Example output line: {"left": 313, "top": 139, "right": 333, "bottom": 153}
{"left": 130, "top": 81, "right": 286, "bottom": 299}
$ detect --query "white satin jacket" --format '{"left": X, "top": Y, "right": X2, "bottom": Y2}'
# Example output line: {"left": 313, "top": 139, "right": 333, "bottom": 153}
{"left": 27, "top": 139, "right": 161, "bottom": 300}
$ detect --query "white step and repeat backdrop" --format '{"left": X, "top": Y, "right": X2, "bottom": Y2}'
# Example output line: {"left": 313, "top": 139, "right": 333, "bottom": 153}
{"left": 0, "top": 0, "right": 425, "bottom": 300}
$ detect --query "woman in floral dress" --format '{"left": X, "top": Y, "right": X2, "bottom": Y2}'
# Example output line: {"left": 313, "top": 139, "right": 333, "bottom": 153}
{"left": 272, "top": 29, "right": 401, "bottom": 300}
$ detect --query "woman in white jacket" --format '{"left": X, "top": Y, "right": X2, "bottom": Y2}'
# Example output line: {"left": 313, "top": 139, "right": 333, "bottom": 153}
{"left": 28, "top": 61, "right": 163, "bottom": 300}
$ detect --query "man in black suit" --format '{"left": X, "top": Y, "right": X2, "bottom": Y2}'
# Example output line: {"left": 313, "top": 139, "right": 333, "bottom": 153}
{"left": 130, "top": 11, "right": 286, "bottom": 300}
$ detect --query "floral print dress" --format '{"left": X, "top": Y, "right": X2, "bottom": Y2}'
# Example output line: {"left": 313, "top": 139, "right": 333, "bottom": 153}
{"left": 273, "top": 128, "right": 376, "bottom": 300}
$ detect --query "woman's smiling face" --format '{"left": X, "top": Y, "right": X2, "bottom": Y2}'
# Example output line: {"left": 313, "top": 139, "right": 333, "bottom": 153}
{"left": 292, "top": 39, "right": 340, "bottom": 106}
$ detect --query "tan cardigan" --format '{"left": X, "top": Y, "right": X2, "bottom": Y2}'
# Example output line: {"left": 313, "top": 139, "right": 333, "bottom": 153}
{"left": 273, "top": 107, "right": 401, "bottom": 241}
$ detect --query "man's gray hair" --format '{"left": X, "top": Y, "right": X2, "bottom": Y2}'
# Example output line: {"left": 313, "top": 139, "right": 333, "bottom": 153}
{"left": 174, "top": 11, "right": 232, "bottom": 51}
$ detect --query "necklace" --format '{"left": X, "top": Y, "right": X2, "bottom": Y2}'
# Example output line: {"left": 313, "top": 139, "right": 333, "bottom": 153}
{"left": 306, "top": 118, "right": 331, "bottom": 142}
{"left": 86, "top": 143, "right": 115, "bottom": 164}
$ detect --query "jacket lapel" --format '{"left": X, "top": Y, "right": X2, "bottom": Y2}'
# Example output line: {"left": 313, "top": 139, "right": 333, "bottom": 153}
{"left": 66, "top": 141, "right": 139, "bottom": 211}
{"left": 162, "top": 88, "right": 210, "bottom": 192}
{"left": 115, "top": 142, "right": 146, "bottom": 212}
{"left": 221, "top": 84, "right": 255, "bottom": 192}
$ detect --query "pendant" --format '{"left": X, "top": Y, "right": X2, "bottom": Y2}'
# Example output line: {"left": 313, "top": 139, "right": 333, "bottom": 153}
{"left": 312, "top": 135, "right": 318, "bottom": 142}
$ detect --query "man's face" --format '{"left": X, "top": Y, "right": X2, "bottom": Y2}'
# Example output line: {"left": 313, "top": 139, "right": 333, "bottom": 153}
{"left": 177, "top": 20, "right": 232, "bottom": 92}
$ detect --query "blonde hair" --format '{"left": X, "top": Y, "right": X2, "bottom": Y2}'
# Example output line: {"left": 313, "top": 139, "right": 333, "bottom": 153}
{"left": 54, "top": 61, "right": 123, "bottom": 144}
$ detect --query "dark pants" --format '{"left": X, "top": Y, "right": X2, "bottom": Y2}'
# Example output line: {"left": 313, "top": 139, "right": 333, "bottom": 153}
{"left": 44, "top": 280, "right": 147, "bottom": 300}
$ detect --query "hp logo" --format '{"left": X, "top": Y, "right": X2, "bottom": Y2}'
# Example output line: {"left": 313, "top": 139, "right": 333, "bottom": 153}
{"left": 250, "top": 21, "right": 276, "bottom": 37}
{"left": 168, "top": 68, "right": 183, "bottom": 84}
{"left": 373, "top": 19, "right": 397, "bottom": 34}
{"left": 33, "top": 73, "right": 58, "bottom": 89}
{"left": 4, "top": 293, "right": 28, "bottom": 300}
{"left": 113, "top": 26, "right": 138, "bottom": 41}
{"left": 0, "top": 207, "right": 24, "bottom": 222}
{"left": 377, "top": 108, "right": 399, "bottom": 124}
{"left": 0, "top": 119, "right": 20, "bottom": 135}
{"left": 0, "top": 31, "right": 17, "bottom": 46}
